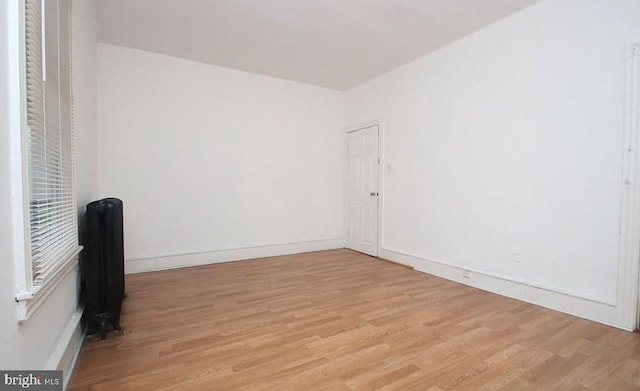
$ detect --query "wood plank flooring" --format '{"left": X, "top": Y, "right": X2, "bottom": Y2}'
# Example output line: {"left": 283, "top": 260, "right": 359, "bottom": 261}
{"left": 68, "top": 249, "right": 640, "bottom": 390}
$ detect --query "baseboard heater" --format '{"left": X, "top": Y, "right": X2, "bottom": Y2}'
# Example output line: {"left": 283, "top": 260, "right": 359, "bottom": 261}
{"left": 81, "top": 198, "right": 125, "bottom": 339}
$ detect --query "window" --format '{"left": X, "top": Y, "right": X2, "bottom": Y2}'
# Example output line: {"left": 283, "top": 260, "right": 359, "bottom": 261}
{"left": 14, "top": 0, "right": 80, "bottom": 320}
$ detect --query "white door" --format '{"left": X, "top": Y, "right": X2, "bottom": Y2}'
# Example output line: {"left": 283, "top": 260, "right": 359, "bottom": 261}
{"left": 347, "top": 125, "right": 379, "bottom": 256}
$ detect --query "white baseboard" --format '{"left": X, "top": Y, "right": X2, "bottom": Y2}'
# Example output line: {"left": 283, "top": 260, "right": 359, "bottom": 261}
{"left": 45, "top": 307, "right": 85, "bottom": 389}
{"left": 125, "top": 238, "right": 345, "bottom": 274}
{"left": 380, "top": 247, "right": 632, "bottom": 331}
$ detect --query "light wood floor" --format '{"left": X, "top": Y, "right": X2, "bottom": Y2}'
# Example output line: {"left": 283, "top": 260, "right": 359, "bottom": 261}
{"left": 68, "top": 249, "right": 640, "bottom": 390}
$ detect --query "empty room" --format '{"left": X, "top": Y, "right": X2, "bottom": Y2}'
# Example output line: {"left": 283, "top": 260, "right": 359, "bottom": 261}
{"left": 2, "top": 0, "right": 640, "bottom": 389}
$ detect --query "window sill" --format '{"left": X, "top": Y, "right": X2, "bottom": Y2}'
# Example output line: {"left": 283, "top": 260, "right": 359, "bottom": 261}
{"left": 15, "top": 246, "right": 83, "bottom": 322}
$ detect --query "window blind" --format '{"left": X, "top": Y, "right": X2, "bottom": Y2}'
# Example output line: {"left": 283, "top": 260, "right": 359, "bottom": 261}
{"left": 24, "top": 0, "right": 77, "bottom": 286}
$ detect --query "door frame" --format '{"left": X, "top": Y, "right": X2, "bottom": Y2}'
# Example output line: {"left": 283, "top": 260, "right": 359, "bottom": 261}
{"left": 624, "top": 42, "right": 640, "bottom": 330}
{"left": 344, "top": 118, "right": 384, "bottom": 257}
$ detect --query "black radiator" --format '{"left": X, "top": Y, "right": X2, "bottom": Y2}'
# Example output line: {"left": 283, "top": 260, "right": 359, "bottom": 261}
{"left": 81, "top": 197, "right": 125, "bottom": 339}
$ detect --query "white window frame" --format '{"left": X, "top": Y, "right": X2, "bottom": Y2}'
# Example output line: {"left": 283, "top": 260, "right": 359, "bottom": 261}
{"left": 9, "top": 0, "right": 82, "bottom": 321}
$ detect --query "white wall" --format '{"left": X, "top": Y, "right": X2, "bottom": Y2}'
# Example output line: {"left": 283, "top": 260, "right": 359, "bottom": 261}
{"left": 346, "top": 0, "right": 640, "bottom": 328}
{"left": 74, "top": 0, "right": 99, "bottom": 212}
{"left": 0, "top": 0, "right": 97, "bottom": 374}
{"left": 97, "top": 44, "right": 345, "bottom": 272}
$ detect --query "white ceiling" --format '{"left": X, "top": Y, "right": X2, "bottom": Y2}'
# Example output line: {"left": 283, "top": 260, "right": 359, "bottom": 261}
{"left": 95, "top": 0, "right": 541, "bottom": 91}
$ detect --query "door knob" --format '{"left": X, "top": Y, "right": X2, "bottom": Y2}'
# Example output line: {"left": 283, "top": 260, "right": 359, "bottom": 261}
{"left": 370, "top": 192, "right": 378, "bottom": 196}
